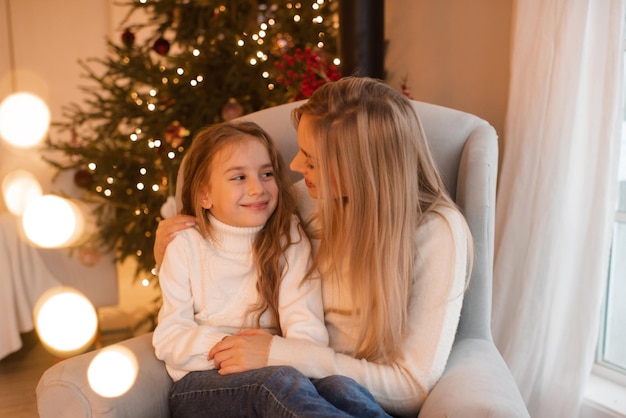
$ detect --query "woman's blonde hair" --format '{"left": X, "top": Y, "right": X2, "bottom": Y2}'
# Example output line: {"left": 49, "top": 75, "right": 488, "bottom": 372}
{"left": 180, "top": 121, "right": 300, "bottom": 331}
{"left": 293, "top": 77, "right": 469, "bottom": 362}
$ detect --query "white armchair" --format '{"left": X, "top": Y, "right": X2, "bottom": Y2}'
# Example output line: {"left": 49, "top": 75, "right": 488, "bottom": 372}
{"left": 36, "top": 100, "right": 529, "bottom": 417}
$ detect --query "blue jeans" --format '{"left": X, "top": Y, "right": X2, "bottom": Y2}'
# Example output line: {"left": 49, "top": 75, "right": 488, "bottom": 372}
{"left": 169, "top": 366, "right": 393, "bottom": 418}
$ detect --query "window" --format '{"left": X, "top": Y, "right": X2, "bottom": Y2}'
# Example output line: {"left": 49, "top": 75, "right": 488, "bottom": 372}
{"left": 594, "top": 30, "right": 626, "bottom": 379}
{"left": 596, "top": 128, "right": 626, "bottom": 374}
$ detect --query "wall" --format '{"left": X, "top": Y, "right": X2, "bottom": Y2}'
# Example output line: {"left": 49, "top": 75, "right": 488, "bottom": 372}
{"left": 386, "top": 0, "right": 513, "bottom": 141}
{"left": 0, "top": 0, "right": 109, "bottom": 213}
{"left": 0, "top": 0, "right": 158, "bottom": 313}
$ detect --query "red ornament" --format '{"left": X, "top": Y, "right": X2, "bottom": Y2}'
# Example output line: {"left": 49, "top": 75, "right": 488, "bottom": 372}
{"left": 74, "top": 168, "right": 94, "bottom": 188}
{"left": 153, "top": 38, "right": 170, "bottom": 55}
{"left": 121, "top": 28, "right": 135, "bottom": 47}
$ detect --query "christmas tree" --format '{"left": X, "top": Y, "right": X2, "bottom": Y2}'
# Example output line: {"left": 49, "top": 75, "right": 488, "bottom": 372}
{"left": 45, "top": 0, "right": 341, "bottom": 277}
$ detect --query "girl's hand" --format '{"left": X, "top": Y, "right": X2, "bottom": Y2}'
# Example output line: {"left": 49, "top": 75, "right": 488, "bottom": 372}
{"left": 154, "top": 215, "right": 197, "bottom": 266}
{"left": 209, "top": 329, "right": 273, "bottom": 375}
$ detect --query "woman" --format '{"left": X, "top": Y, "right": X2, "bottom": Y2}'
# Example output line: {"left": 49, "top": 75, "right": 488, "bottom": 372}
{"left": 154, "top": 77, "right": 472, "bottom": 417}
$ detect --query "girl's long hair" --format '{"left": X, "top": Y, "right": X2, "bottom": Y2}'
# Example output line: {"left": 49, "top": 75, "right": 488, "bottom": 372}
{"left": 180, "top": 121, "right": 300, "bottom": 332}
{"left": 293, "top": 77, "right": 470, "bottom": 362}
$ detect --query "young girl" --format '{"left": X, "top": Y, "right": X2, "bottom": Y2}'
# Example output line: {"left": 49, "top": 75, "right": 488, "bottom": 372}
{"left": 152, "top": 121, "right": 328, "bottom": 383}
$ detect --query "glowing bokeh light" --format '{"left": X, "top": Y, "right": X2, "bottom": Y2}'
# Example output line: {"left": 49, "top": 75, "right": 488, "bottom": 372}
{"left": 34, "top": 287, "right": 98, "bottom": 357}
{"left": 22, "top": 195, "right": 85, "bottom": 248}
{"left": 1, "top": 169, "right": 42, "bottom": 215}
{"left": 0, "top": 92, "right": 51, "bottom": 148}
{"left": 88, "top": 345, "right": 139, "bottom": 397}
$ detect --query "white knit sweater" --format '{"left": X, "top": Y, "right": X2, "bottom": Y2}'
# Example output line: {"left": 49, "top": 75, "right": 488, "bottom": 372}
{"left": 153, "top": 214, "right": 328, "bottom": 381}
{"left": 267, "top": 181, "right": 469, "bottom": 418}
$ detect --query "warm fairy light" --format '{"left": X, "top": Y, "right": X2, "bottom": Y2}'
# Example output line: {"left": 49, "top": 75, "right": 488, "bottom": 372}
{"left": 314, "top": 16, "right": 323, "bottom": 23}
{"left": 88, "top": 345, "right": 138, "bottom": 398}
{"left": 104, "top": 189, "right": 112, "bottom": 197}
{"left": 237, "top": 40, "right": 244, "bottom": 47}
{"left": 333, "top": 58, "right": 341, "bottom": 65}
{"left": 177, "top": 68, "right": 184, "bottom": 75}
{"left": 0, "top": 92, "right": 51, "bottom": 148}
{"left": 149, "top": 89, "right": 157, "bottom": 96}
{"left": 262, "top": 71, "right": 269, "bottom": 78}
{"left": 34, "top": 287, "right": 98, "bottom": 357}
{"left": 142, "top": 278, "right": 150, "bottom": 286}
{"left": 294, "top": 15, "right": 301, "bottom": 22}
{"left": 168, "top": 151, "right": 176, "bottom": 159}
{"left": 137, "top": 183, "right": 144, "bottom": 190}
{"left": 140, "top": 167, "right": 147, "bottom": 175}
{"left": 250, "top": 58, "right": 257, "bottom": 65}
{"left": 148, "top": 103, "right": 156, "bottom": 111}
{"left": 190, "top": 80, "right": 197, "bottom": 87}
{"left": 2, "top": 169, "right": 42, "bottom": 215}
{"left": 88, "top": 163, "right": 96, "bottom": 170}
{"left": 192, "top": 49, "right": 200, "bottom": 56}
{"left": 152, "top": 184, "right": 159, "bottom": 191}
{"left": 130, "top": 133, "right": 138, "bottom": 141}
{"left": 22, "top": 195, "right": 85, "bottom": 248}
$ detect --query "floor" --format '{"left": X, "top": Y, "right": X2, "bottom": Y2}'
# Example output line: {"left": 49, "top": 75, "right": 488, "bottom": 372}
{"left": 0, "top": 331, "right": 59, "bottom": 417}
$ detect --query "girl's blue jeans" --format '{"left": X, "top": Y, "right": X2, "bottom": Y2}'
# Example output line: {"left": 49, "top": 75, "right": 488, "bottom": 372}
{"left": 169, "top": 365, "right": 394, "bottom": 418}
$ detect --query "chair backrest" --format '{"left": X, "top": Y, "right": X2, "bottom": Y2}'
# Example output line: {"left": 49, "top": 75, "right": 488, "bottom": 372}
{"left": 177, "top": 99, "right": 498, "bottom": 341}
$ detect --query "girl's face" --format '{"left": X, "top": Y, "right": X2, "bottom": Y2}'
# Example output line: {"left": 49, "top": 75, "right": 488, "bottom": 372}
{"left": 291, "top": 114, "right": 321, "bottom": 199}
{"left": 201, "top": 136, "right": 278, "bottom": 227}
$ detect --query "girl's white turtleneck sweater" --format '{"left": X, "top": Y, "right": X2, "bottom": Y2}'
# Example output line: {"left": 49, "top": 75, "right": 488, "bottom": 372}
{"left": 153, "top": 214, "right": 328, "bottom": 381}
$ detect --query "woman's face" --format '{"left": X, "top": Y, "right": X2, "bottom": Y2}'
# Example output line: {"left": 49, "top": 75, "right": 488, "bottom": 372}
{"left": 290, "top": 114, "right": 321, "bottom": 199}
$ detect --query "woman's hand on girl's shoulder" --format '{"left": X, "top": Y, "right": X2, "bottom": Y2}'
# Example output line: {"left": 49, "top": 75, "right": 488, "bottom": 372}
{"left": 154, "top": 214, "right": 197, "bottom": 266}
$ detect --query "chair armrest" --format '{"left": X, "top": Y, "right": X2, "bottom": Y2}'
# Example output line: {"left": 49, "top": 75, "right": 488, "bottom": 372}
{"left": 419, "top": 337, "right": 529, "bottom": 418}
{"left": 37, "top": 332, "right": 172, "bottom": 418}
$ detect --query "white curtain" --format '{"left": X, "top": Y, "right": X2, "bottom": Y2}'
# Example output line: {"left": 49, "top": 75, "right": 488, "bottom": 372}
{"left": 492, "top": 1, "right": 625, "bottom": 417}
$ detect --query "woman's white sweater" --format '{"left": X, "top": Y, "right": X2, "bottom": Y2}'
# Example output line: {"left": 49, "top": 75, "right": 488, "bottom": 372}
{"left": 267, "top": 182, "right": 469, "bottom": 417}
